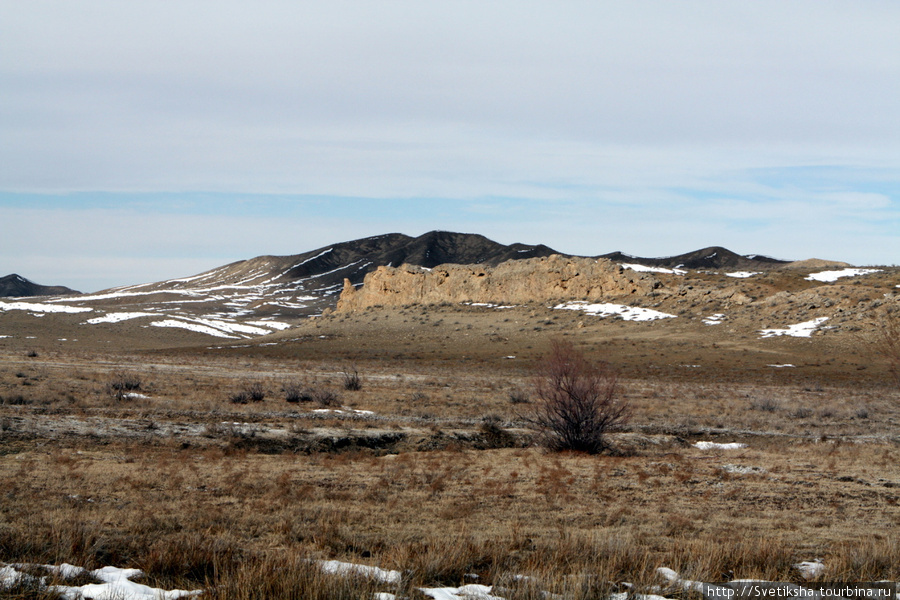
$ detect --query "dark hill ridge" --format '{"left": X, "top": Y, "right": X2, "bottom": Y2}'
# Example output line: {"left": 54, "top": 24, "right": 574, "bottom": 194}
{"left": 0, "top": 274, "right": 80, "bottom": 298}
{"left": 282, "top": 231, "right": 560, "bottom": 283}
{"left": 599, "top": 246, "right": 789, "bottom": 271}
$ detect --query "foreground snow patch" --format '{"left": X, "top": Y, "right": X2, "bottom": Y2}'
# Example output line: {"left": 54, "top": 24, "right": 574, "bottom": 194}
{"left": 693, "top": 441, "right": 747, "bottom": 450}
{"left": 759, "top": 317, "right": 828, "bottom": 338}
{"left": 554, "top": 301, "right": 676, "bottom": 322}
{"left": 420, "top": 584, "right": 504, "bottom": 599}
{"left": 317, "top": 560, "right": 401, "bottom": 584}
{"left": 805, "top": 268, "right": 881, "bottom": 282}
{"left": 0, "top": 563, "right": 202, "bottom": 600}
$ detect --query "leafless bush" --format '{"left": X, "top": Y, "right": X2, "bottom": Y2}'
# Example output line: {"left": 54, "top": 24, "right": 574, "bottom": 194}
{"left": 283, "top": 380, "right": 314, "bottom": 403}
{"left": 315, "top": 388, "right": 340, "bottom": 407}
{"left": 750, "top": 397, "right": 780, "bottom": 413}
{"left": 341, "top": 367, "right": 362, "bottom": 391}
{"left": 524, "top": 339, "right": 629, "bottom": 454}
{"left": 508, "top": 388, "right": 530, "bottom": 405}
{"left": 230, "top": 381, "right": 266, "bottom": 404}
{"left": 106, "top": 371, "right": 142, "bottom": 402}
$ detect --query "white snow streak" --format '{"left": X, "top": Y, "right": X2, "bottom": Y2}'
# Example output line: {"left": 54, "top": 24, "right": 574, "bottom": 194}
{"left": 0, "top": 301, "right": 92, "bottom": 314}
{"left": 0, "top": 563, "right": 202, "bottom": 600}
{"left": 149, "top": 320, "right": 239, "bottom": 339}
{"left": 759, "top": 317, "right": 828, "bottom": 338}
{"left": 554, "top": 301, "right": 676, "bottom": 322}
{"left": 693, "top": 442, "right": 747, "bottom": 450}
{"left": 317, "top": 560, "right": 401, "bottom": 584}
{"left": 621, "top": 264, "right": 687, "bottom": 275}
{"left": 85, "top": 312, "right": 158, "bottom": 324}
{"left": 805, "top": 268, "right": 882, "bottom": 282}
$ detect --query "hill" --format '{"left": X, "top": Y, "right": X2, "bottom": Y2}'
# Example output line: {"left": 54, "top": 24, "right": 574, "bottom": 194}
{"left": 0, "top": 274, "right": 80, "bottom": 298}
{"left": 5, "top": 230, "right": 878, "bottom": 347}
{"left": 598, "top": 246, "right": 789, "bottom": 270}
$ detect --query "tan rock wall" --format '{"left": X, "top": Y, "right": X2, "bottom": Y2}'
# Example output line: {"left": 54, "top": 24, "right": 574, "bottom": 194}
{"left": 336, "top": 255, "right": 663, "bottom": 312}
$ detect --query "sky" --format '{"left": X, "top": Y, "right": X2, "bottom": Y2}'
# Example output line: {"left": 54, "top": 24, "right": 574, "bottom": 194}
{"left": 2, "top": 1, "right": 899, "bottom": 293}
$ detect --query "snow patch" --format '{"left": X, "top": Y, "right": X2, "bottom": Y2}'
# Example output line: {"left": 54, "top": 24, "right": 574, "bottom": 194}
{"left": 149, "top": 320, "right": 239, "bottom": 339}
{"left": 554, "top": 301, "right": 676, "bottom": 322}
{"left": 725, "top": 271, "right": 760, "bottom": 278}
{"left": 621, "top": 263, "right": 687, "bottom": 275}
{"left": 246, "top": 320, "right": 292, "bottom": 330}
{"left": 793, "top": 559, "right": 825, "bottom": 579}
{"left": 703, "top": 314, "right": 725, "bottom": 325}
{"left": 313, "top": 408, "right": 375, "bottom": 416}
{"left": 0, "top": 301, "right": 92, "bottom": 314}
{"left": 85, "top": 312, "right": 158, "bottom": 324}
{"left": 0, "top": 563, "right": 202, "bottom": 600}
{"left": 805, "top": 268, "right": 882, "bottom": 282}
{"left": 317, "top": 560, "right": 401, "bottom": 584}
{"left": 420, "top": 584, "right": 504, "bottom": 600}
{"left": 693, "top": 441, "right": 747, "bottom": 450}
{"left": 759, "top": 317, "right": 828, "bottom": 338}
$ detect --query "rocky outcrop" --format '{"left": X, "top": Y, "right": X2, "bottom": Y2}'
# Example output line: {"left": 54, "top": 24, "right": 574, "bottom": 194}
{"left": 336, "top": 255, "right": 664, "bottom": 312}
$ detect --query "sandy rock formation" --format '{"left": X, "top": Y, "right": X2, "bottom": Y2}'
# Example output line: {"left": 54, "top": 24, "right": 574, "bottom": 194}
{"left": 336, "top": 255, "right": 664, "bottom": 312}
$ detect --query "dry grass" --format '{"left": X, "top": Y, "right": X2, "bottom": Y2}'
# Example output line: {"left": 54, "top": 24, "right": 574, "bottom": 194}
{"left": 2, "top": 300, "right": 900, "bottom": 594}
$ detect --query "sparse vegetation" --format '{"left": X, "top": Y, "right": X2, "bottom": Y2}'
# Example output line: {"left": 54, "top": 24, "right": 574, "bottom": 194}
{"left": 526, "top": 339, "right": 629, "bottom": 454}
{"left": 870, "top": 308, "right": 900, "bottom": 387}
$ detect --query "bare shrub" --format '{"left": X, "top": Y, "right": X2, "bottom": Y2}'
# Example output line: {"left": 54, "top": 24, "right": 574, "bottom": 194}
{"left": 341, "top": 367, "right": 362, "bottom": 391}
{"left": 283, "top": 380, "right": 314, "bottom": 403}
{"left": 315, "top": 388, "right": 340, "bottom": 407}
{"left": 508, "top": 388, "right": 530, "bottom": 405}
{"left": 230, "top": 381, "right": 266, "bottom": 404}
{"left": 750, "top": 398, "right": 780, "bottom": 413}
{"left": 525, "top": 339, "right": 629, "bottom": 454}
{"left": 107, "top": 371, "right": 142, "bottom": 402}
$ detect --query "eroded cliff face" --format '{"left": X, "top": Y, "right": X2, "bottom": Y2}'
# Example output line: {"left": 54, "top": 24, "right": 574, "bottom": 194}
{"left": 336, "top": 255, "right": 663, "bottom": 312}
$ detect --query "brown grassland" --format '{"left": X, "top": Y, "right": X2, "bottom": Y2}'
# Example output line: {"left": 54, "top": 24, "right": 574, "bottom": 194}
{"left": 2, "top": 298, "right": 900, "bottom": 598}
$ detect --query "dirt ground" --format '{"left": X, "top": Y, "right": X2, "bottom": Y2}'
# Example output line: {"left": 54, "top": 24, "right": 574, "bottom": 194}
{"left": 2, "top": 298, "right": 900, "bottom": 587}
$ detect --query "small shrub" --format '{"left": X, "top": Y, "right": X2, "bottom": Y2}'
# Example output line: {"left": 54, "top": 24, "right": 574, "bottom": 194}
{"left": 790, "top": 407, "right": 813, "bottom": 419}
{"left": 508, "top": 389, "right": 530, "bottom": 404}
{"left": 26, "top": 350, "right": 38, "bottom": 358}
{"left": 230, "top": 381, "right": 266, "bottom": 404}
{"left": 106, "top": 371, "right": 142, "bottom": 401}
{"left": 341, "top": 367, "right": 362, "bottom": 391}
{"left": 0, "top": 394, "right": 30, "bottom": 406}
{"left": 283, "top": 380, "right": 314, "bottom": 403}
{"left": 315, "top": 388, "right": 340, "bottom": 407}
{"left": 750, "top": 398, "right": 780, "bottom": 413}
{"left": 525, "top": 339, "right": 629, "bottom": 454}
{"left": 229, "top": 390, "right": 250, "bottom": 405}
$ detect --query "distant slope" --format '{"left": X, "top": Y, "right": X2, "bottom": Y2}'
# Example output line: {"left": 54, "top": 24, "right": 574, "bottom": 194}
{"left": 0, "top": 274, "right": 80, "bottom": 298}
{"left": 599, "top": 246, "right": 790, "bottom": 271}
{"left": 56, "top": 231, "right": 562, "bottom": 327}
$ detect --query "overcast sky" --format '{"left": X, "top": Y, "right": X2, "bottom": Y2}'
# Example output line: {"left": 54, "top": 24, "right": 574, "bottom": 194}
{"left": 2, "top": 1, "right": 899, "bottom": 292}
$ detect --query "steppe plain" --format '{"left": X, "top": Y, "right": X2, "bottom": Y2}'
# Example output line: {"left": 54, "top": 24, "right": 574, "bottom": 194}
{"left": 2, "top": 256, "right": 900, "bottom": 598}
